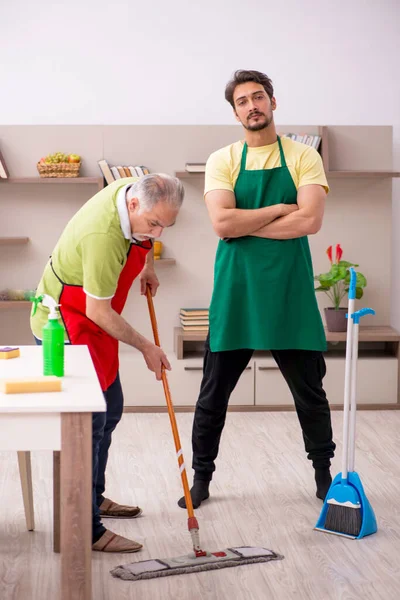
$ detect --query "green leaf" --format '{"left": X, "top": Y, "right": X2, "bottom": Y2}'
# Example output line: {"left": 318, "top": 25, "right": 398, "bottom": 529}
{"left": 338, "top": 261, "right": 359, "bottom": 268}
{"left": 344, "top": 271, "right": 367, "bottom": 288}
{"left": 315, "top": 286, "right": 331, "bottom": 292}
{"left": 355, "top": 287, "right": 364, "bottom": 300}
{"left": 330, "top": 265, "right": 347, "bottom": 282}
{"left": 316, "top": 272, "right": 334, "bottom": 284}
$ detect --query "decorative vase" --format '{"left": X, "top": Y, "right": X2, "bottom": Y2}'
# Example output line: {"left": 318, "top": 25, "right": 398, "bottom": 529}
{"left": 324, "top": 307, "right": 348, "bottom": 332}
{"left": 153, "top": 241, "right": 163, "bottom": 260}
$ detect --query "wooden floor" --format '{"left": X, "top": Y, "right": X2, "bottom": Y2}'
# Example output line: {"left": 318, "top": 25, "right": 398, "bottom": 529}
{"left": 1, "top": 411, "right": 400, "bottom": 600}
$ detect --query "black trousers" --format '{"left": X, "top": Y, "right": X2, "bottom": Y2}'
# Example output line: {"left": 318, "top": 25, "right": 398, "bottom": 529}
{"left": 192, "top": 335, "right": 336, "bottom": 480}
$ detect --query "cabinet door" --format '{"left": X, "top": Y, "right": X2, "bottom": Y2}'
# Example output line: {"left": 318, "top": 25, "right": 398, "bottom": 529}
{"left": 323, "top": 356, "right": 398, "bottom": 405}
{"left": 120, "top": 353, "right": 255, "bottom": 406}
{"left": 255, "top": 359, "right": 293, "bottom": 406}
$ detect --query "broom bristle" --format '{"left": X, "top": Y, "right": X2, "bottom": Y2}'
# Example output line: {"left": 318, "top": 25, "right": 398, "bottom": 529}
{"left": 324, "top": 503, "right": 362, "bottom": 537}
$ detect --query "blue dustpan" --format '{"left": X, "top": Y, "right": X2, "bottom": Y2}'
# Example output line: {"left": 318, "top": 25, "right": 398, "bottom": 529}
{"left": 315, "top": 472, "right": 377, "bottom": 539}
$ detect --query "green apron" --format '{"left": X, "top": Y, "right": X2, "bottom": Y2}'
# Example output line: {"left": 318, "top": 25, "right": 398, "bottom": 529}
{"left": 209, "top": 137, "right": 326, "bottom": 353}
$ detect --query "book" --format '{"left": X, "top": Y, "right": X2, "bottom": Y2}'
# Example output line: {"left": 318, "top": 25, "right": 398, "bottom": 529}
{"left": 0, "top": 148, "right": 10, "bottom": 178}
{"left": 180, "top": 319, "right": 209, "bottom": 326}
{"left": 280, "top": 133, "right": 321, "bottom": 150}
{"left": 180, "top": 314, "right": 209, "bottom": 320}
{"left": 98, "top": 159, "right": 115, "bottom": 185}
{"left": 111, "top": 166, "right": 121, "bottom": 179}
{"left": 182, "top": 325, "right": 209, "bottom": 331}
{"left": 123, "top": 167, "right": 131, "bottom": 177}
{"left": 185, "top": 163, "right": 206, "bottom": 173}
{"left": 180, "top": 308, "right": 209, "bottom": 317}
{"left": 117, "top": 166, "right": 127, "bottom": 178}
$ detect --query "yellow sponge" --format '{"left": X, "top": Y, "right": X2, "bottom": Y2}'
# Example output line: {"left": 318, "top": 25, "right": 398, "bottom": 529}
{"left": 0, "top": 376, "right": 62, "bottom": 394}
{"left": 0, "top": 347, "right": 20, "bottom": 359}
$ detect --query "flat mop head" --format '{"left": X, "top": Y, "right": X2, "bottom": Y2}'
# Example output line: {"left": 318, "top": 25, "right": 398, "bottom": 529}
{"left": 111, "top": 546, "right": 284, "bottom": 581}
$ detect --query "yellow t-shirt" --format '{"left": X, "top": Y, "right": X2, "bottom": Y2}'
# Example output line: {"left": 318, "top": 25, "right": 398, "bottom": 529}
{"left": 204, "top": 136, "right": 329, "bottom": 196}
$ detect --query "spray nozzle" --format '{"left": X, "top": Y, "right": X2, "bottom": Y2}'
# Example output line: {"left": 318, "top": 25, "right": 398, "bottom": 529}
{"left": 31, "top": 294, "right": 61, "bottom": 319}
{"left": 31, "top": 294, "right": 43, "bottom": 316}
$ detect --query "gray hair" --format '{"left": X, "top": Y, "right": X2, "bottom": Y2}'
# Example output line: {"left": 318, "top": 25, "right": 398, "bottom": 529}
{"left": 126, "top": 173, "right": 184, "bottom": 213}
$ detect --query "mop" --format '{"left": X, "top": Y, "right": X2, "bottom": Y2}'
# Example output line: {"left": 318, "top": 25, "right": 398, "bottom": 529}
{"left": 110, "top": 287, "right": 283, "bottom": 581}
{"left": 315, "top": 268, "right": 378, "bottom": 539}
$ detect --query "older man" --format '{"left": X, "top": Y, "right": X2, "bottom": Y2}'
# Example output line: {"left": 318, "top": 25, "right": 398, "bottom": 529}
{"left": 31, "top": 173, "right": 184, "bottom": 553}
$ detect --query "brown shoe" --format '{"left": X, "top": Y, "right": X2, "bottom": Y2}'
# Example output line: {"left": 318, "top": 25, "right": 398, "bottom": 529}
{"left": 99, "top": 497, "right": 143, "bottom": 519}
{"left": 92, "top": 529, "right": 143, "bottom": 553}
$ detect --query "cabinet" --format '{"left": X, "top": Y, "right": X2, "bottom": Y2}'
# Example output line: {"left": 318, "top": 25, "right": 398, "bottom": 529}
{"left": 172, "top": 327, "right": 400, "bottom": 410}
{"left": 119, "top": 352, "right": 254, "bottom": 408}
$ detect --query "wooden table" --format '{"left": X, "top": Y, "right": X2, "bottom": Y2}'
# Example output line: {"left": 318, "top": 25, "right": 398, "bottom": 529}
{"left": 0, "top": 345, "right": 106, "bottom": 600}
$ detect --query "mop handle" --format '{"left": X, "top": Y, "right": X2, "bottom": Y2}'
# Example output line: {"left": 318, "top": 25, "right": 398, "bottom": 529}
{"left": 348, "top": 308, "right": 375, "bottom": 473}
{"left": 341, "top": 268, "right": 357, "bottom": 480}
{"left": 145, "top": 287, "right": 196, "bottom": 520}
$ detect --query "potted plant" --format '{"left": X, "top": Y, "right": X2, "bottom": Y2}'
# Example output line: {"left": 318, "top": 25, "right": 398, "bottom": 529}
{"left": 314, "top": 244, "right": 367, "bottom": 332}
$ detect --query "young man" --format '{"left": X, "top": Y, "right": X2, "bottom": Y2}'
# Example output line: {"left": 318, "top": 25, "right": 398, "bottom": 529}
{"left": 179, "top": 70, "right": 335, "bottom": 510}
{"left": 31, "top": 173, "right": 184, "bottom": 553}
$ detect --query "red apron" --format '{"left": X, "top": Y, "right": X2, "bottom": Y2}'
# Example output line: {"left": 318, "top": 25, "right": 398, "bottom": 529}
{"left": 52, "top": 240, "right": 152, "bottom": 391}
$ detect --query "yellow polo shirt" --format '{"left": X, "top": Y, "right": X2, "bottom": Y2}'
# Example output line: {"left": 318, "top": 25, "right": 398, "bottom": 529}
{"left": 204, "top": 136, "right": 329, "bottom": 196}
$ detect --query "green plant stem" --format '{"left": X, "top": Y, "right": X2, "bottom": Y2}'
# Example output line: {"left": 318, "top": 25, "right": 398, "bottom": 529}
{"left": 325, "top": 289, "right": 335, "bottom": 305}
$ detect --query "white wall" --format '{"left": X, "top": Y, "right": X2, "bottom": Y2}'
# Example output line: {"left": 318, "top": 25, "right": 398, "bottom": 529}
{"left": 1, "top": 0, "right": 400, "bottom": 322}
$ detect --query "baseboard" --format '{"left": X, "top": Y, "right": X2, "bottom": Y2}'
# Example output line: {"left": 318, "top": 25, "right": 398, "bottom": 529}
{"left": 123, "top": 403, "right": 400, "bottom": 413}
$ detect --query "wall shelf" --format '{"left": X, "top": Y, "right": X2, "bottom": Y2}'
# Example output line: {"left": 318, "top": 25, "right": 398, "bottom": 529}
{"left": 0, "top": 177, "right": 103, "bottom": 185}
{"left": 176, "top": 170, "right": 400, "bottom": 180}
{"left": 0, "top": 301, "right": 31, "bottom": 309}
{"left": 327, "top": 171, "right": 400, "bottom": 179}
{"left": 174, "top": 325, "right": 400, "bottom": 359}
{"left": 0, "top": 237, "right": 30, "bottom": 245}
{"left": 154, "top": 258, "right": 176, "bottom": 265}
{"left": 175, "top": 171, "right": 205, "bottom": 179}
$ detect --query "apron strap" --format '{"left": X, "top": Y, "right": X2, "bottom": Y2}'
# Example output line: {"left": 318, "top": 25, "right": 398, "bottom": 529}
{"left": 277, "top": 136, "right": 287, "bottom": 167}
{"left": 240, "top": 142, "right": 248, "bottom": 172}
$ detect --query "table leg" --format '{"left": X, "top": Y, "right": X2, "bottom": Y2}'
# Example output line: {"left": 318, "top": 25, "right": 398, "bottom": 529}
{"left": 17, "top": 451, "right": 35, "bottom": 531}
{"left": 61, "top": 413, "right": 92, "bottom": 600}
{"left": 53, "top": 451, "right": 61, "bottom": 553}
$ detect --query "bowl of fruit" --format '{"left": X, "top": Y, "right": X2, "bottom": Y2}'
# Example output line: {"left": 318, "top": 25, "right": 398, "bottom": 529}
{"left": 37, "top": 152, "right": 81, "bottom": 178}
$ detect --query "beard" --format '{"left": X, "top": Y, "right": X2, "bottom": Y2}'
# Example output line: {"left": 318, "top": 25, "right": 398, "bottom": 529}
{"left": 243, "top": 112, "right": 273, "bottom": 132}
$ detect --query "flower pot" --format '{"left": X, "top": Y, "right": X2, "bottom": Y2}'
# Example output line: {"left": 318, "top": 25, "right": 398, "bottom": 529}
{"left": 324, "top": 307, "right": 348, "bottom": 332}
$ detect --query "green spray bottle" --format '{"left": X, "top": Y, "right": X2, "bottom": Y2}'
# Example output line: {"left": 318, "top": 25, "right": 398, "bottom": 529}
{"left": 32, "top": 294, "right": 65, "bottom": 377}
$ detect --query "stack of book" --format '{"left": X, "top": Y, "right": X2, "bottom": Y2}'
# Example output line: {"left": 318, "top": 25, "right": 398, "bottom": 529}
{"left": 180, "top": 308, "right": 209, "bottom": 331}
{"left": 98, "top": 159, "right": 150, "bottom": 185}
{"left": 280, "top": 133, "right": 321, "bottom": 149}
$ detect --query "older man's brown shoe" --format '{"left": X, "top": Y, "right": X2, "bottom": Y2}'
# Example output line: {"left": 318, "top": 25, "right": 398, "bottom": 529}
{"left": 99, "top": 497, "right": 143, "bottom": 519}
{"left": 92, "top": 529, "right": 143, "bottom": 553}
